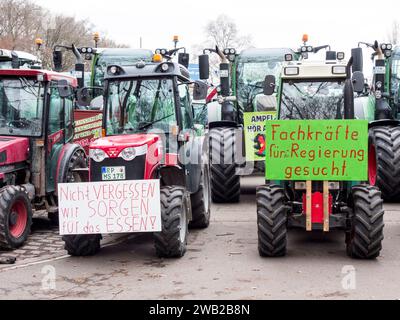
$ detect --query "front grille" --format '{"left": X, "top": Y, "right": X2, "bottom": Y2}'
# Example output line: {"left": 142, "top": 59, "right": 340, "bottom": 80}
{"left": 90, "top": 155, "right": 146, "bottom": 182}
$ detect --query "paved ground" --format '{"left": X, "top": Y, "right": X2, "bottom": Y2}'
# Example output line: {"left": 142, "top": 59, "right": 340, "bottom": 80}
{"left": 1, "top": 177, "right": 400, "bottom": 300}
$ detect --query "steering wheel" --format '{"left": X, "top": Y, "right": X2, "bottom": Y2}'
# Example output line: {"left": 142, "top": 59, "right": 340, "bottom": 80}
{"left": 8, "top": 119, "right": 31, "bottom": 129}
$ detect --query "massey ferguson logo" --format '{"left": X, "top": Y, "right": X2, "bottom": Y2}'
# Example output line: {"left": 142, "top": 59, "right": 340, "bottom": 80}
{"left": 107, "top": 149, "right": 119, "bottom": 157}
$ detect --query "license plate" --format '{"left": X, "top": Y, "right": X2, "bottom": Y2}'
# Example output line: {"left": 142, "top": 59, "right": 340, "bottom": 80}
{"left": 101, "top": 167, "right": 126, "bottom": 181}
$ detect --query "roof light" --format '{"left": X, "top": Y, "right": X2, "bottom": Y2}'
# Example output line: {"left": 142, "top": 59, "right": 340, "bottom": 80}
{"left": 230, "top": 48, "right": 236, "bottom": 55}
{"left": 109, "top": 66, "right": 120, "bottom": 75}
{"left": 332, "top": 66, "right": 346, "bottom": 74}
{"left": 284, "top": 67, "right": 299, "bottom": 76}
{"left": 87, "top": 47, "right": 93, "bottom": 54}
{"left": 301, "top": 46, "right": 307, "bottom": 52}
{"left": 161, "top": 63, "right": 169, "bottom": 72}
{"left": 387, "top": 44, "right": 393, "bottom": 50}
{"left": 224, "top": 49, "right": 230, "bottom": 55}
{"left": 385, "top": 50, "right": 392, "bottom": 58}
{"left": 337, "top": 52, "right": 345, "bottom": 60}
{"left": 381, "top": 44, "right": 387, "bottom": 50}
{"left": 285, "top": 54, "right": 293, "bottom": 62}
{"left": 81, "top": 47, "right": 87, "bottom": 53}
{"left": 173, "top": 35, "right": 179, "bottom": 42}
{"left": 153, "top": 54, "right": 162, "bottom": 62}
{"left": 302, "top": 34, "right": 309, "bottom": 43}
{"left": 307, "top": 46, "right": 313, "bottom": 52}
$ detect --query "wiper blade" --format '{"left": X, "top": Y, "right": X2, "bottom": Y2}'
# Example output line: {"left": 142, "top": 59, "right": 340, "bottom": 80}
{"left": 138, "top": 113, "right": 174, "bottom": 131}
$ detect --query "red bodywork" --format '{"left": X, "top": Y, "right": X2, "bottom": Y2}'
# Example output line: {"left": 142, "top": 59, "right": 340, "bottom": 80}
{"left": 73, "top": 110, "right": 103, "bottom": 153}
{"left": 89, "top": 134, "right": 174, "bottom": 179}
{"left": 302, "top": 192, "right": 333, "bottom": 224}
{"left": 0, "top": 137, "right": 29, "bottom": 165}
{"left": 0, "top": 69, "right": 77, "bottom": 87}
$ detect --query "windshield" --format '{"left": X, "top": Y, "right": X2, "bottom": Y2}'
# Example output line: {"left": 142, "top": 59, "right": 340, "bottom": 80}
{"left": 0, "top": 78, "right": 43, "bottom": 137}
{"left": 280, "top": 80, "right": 345, "bottom": 120}
{"left": 237, "top": 60, "right": 283, "bottom": 112}
{"left": 106, "top": 78, "right": 176, "bottom": 135}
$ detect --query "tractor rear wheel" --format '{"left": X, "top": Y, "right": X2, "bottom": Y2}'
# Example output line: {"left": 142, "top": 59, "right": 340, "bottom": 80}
{"left": 63, "top": 234, "right": 102, "bottom": 257}
{"left": 154, "top": 186, "right": 189, "bottom": 258}
{"left": 369, "top": 126, "right": 400, "bottom": 201}
{"left": 347, "top": 185, "right": 384, "bottom": 260}
{"left": 209, "top": 127, "right": 240, "bottom": 203}
{"left": 49, "top": 148, "right": 87, "bottom": 225}
{"left": 189, "top": 165, "right": 211, "bottom": 229}
{"left": 257, "top": 185, "right": 289, "bottom": 257}
{"left": 0, "top": 186, "right": 32, "bottom": 250}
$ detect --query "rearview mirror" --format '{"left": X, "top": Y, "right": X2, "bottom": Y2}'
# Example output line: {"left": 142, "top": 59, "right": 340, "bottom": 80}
{"left": 76, "top": 87, "right": 92, "bottom": 107}
{"left": 351, "top": 48, "right": 363, "bottom": 73}
{"left": 178, "top": 53, "right": 190, "bottom": 69}
{"left": 352, "top": 71, "right": 365, "bottom": 93}
{"left": 11, "top": 52, "right": 19, "bottom": 69}
{"left": 263, "top": 75, "right": 276, "bottom": 96}
{"left": 199, "top": 54, "right": 210, "bottom": 80}
{"left": 53, "top": 50, "right": 63, "bottom": 72}
{"left": 193, "top": 81, "right": 208, "bottom": 101}
{"left": 58, "top": 80, "right": 74, "bottom": 98}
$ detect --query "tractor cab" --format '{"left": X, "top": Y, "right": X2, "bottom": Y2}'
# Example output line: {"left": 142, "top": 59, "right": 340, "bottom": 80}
{"left": 0, "top": 49, "right": 42, "bottom": 70}
{"left": 0, "top": 69, "right": 87, "bottom": 250}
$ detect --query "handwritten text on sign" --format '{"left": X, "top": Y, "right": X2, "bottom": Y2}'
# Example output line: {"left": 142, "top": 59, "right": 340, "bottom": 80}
{"left": 265, "top": 120, "right": 369, "bottom": 181}
{"left": 58, "top": 180, "right": 161, "bottom": 235}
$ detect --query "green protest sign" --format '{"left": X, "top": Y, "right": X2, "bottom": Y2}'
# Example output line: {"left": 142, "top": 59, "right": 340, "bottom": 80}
{"left": 265, "top": 120, "right": 369, "bottom": 181}
{"left": 243, "top": 112, "right": 277, "bottom": 162}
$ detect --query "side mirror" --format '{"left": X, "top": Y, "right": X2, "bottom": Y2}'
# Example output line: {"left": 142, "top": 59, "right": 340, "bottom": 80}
{"left": 263, "top": 75, "right": 276, "bottom": 96}
{"left": 76, "top": 87, "right": 92, "bottom": 107}
{"left": 193, "top": 81, "right": 208, "bottom": 101}
{"left": 53, "top": 50, "right": 63, "bottom": 72}
{"left": 178, "top": 53, "right": 190, "bottom": 69}
{"left": 58, "top": 80, "right": 74, "bottom": 98}
{"left": 11, "top": 52, "right": 19, "bottom": 69}
{"left": 199, "top": 54, "right": 210, "bottom": 80}
{"left": 351, "top": 48, "right": 363, "bottom": 73}
{"left": 352, "top": 71, "right": 365, "bottom": 93}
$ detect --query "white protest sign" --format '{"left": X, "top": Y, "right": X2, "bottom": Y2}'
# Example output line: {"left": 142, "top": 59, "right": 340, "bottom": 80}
{"left": 58, "top": 180, "right": 161, "bottom": 235}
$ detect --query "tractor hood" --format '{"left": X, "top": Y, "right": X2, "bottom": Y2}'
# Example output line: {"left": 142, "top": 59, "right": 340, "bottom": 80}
{"left": 89, "top": 134, "right": 160, "bottom": 157}
{"left": 0, "top": 136, "right": 29, "bottom": 165}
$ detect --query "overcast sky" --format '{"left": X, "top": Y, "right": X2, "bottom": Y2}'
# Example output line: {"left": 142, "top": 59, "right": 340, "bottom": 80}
{"left": 34, "top": 0, "right": 399, "bottom": 55}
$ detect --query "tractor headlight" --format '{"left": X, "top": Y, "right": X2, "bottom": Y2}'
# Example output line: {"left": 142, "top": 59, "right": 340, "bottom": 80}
{"left": 119, "top": 145, "right": 148, "bottom": 161}
{"left": 90, "top": 149, "right": 107, "bottom": 163}
{"left": 120, "top": 147, "right": 137, "bottom": 161}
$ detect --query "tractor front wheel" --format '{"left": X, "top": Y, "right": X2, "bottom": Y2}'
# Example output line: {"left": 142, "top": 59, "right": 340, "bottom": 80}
{"left": 49, "top": 148, "right": 87, "bottom": 225}
{"left": 63, "top": 234, "right": 102, "bottom": 257}
{"left": 369, "top": 126, "right": 400, "bottom": 201}
{"left": 209, "top": 127, "right": 241, "bottom": 203}
{"left": 154, "top": 186, "right": 189, "bottom": 258}
{"left": 257, "top": 185, "right": 289, "bottom": 257}
{"left": 347, "top": 185, "right": 384, "bottom": 260}
{"left": 0, "top": 186, "right": 32, "bottom": 250}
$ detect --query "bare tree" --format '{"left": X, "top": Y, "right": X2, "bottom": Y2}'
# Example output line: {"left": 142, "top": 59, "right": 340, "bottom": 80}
{"left": 388, "top": 20, "right": 400, "bottom": 45}
{"left": 204, "top": 14, "right": 252, "bottom": 51}
{"left": 0, "top": 0, "right": 127, "bottom": 70}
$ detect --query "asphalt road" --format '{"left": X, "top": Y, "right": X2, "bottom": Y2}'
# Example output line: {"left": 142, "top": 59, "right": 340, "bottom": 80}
{"left": 1, "top": 176, "right": 400, "bottom": 300}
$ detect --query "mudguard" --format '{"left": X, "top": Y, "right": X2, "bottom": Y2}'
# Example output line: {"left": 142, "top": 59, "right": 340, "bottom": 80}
{"left": 55, "top": 144, "right": 87, "bottom": 195}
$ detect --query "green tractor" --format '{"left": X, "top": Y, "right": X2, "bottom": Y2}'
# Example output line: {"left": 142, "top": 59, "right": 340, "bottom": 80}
{"left": 353, "top": 42, "right": 400, "bottom": 201}
{"left": 198, "top": 38, "right": 334, "bottom": 203}
{"left": 256, "top": 51, "right": 384, "bottom": 259}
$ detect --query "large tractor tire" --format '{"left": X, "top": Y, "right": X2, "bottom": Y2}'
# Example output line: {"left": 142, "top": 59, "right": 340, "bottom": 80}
{"left": 63, "top": 234, "right": 102, "bottom": 257}
{"left": 369, "top": 126, "right": 400, "bottom": 201}
{"left": 0, "top": 186, "right": 32, "bottom": 250}
{"left": 49, "top": 147, "right": 87, "bottom": 225}
{"left": 189, "top": 165, "right": 211, "bottom": 229}
{"left": 209, "top": 127, "right": 240, "bottom": 203}
{"left": 154, "top": 186, "right": 189, "bottom": 258}
{"left": 347, "top": 185, "right": 384, "bottom": 260}
{"left": 257, "top": 185, "right": 289, "bottom": 257}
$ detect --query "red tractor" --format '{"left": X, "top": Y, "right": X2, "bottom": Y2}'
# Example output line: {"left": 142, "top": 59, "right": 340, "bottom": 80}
{"left": 0, "top": 69, "right": 87, "bottom": 250}
{"left": 62, "top": 56, "right": 211, "bottom": 258}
